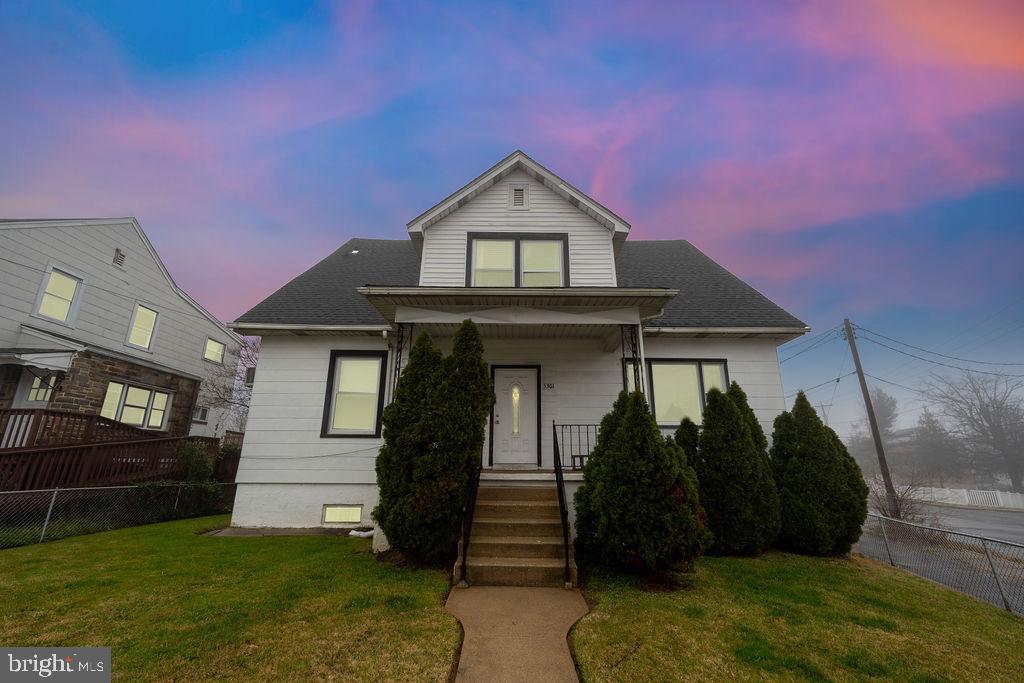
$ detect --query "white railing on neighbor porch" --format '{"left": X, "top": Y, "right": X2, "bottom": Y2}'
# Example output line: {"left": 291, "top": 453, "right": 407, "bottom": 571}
{"left": 914, "top": 486, "right": 1024, "bottom": 510}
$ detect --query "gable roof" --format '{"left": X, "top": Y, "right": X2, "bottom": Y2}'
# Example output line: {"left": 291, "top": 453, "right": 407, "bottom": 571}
{"left": 406, "top": 150, "right": 630, "bottom": 240}
{"left": 0, "top": 217, "right": 240, "bottom": 342}
{"left": 233, "top": 237, "right": 805, "bottom": 332}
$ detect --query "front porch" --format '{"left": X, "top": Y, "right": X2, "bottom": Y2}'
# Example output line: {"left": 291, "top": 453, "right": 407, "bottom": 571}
{"left": 360, "top": 286, "right": 672, "bottom": 475}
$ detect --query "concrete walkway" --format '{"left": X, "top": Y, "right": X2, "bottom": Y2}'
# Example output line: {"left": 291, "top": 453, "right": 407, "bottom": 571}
{"left": 446, "top": 586, "right": 588, "bottom": 682}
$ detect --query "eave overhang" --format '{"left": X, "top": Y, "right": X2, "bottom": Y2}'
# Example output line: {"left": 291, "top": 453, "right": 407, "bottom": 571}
{"left": 357, "top": 286, "right": 678, "bottom": 324}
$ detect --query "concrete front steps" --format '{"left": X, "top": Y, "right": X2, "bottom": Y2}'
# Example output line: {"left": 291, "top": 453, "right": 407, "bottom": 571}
{"left": 456, "top": 484, "right": 577, "bottom": 588}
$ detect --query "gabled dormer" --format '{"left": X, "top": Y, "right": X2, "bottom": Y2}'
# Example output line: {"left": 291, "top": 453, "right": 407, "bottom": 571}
{"left": 407, "top": 151, "right": 630, "bottom": 288}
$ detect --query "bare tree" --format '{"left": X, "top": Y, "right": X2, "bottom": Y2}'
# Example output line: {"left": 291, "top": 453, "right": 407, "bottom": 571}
{"left": 867, "top": 471, "right": 939, "bottom": 525}
{"left": 201, "top": 336, "right": 260, "bottom": 432}
{"left": 925, "top": 372, "right": 1024, "bottom": 493}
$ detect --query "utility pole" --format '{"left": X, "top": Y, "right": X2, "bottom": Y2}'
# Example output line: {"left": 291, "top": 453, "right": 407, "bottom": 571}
{"left": 843, "top": 319, "right": 900, "bottom": 518}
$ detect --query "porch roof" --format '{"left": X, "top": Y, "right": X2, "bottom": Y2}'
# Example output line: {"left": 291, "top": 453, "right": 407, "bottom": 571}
{"left": 356, "top": 286, "right": 678, "bottom": 326}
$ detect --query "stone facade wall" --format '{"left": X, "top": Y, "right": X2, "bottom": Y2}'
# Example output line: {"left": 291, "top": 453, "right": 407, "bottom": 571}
{"left": 0, "top": 365, "right": 20, "bottom": 410}
{"left": 48, "top": 351, "right": 199, "bottom": 436}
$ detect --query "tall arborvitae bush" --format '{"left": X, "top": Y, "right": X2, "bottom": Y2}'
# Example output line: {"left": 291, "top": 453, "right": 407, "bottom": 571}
{"left": 674, "top": 417, "right": 700, "bottom": 461}
{"left": 575, "top": 390, "right": 711, "bottom": 574}
{"left": 373, "top": 331, "right": 443, "bottom": 555}
{"left": 375, "top": 320, "right": 492, "bottom": 565}
{"left": 771, "top": 392, "right": 868, "bottom": 555}
{"left": 693, "top": 388, "right": 780, "bottom": 555}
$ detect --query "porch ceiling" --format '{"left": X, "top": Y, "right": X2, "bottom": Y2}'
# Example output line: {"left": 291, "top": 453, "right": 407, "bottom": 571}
{"left": 357, "top": 286, "right": 678, "bottom": 324}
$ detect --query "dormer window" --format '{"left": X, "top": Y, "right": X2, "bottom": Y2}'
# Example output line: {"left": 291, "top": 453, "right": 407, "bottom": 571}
{"left": 468, "top": 233, "right": 567, "bottom": 287}
{"left": 509, "top": 184, "right": 529, "bottom": 210}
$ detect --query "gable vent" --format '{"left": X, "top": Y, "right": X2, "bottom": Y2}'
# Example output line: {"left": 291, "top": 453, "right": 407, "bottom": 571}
{"left": 113, "top": 248, "right": 126, "bottom": 267}
{"left": 512, "top": 187, "right": 525, "bottom": 207}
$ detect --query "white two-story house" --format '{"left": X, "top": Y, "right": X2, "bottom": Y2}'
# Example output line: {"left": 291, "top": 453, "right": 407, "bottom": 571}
{"left": 0, "top": 218, "right": 241, "bottom": 442}
{"left": 230, "top": 151, "right": 808, "bottom": 534}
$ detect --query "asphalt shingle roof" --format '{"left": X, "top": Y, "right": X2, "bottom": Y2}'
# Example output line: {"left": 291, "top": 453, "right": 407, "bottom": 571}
{"left": 614, "top": 240, "right": 806, "bottom": 329}
{"left": 235, "top": 237, "right": 805, "bottom": 329}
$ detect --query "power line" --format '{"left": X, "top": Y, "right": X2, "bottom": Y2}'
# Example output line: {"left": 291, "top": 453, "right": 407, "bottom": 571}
{"left": 855, "top": 325, "right": 1024, "bottom": 366}
{"left": 779, "top": 324, "right": 841, "bottom": 352}
{"left": 863, "top": 373, "right": 927, "bottom": 395}
{"left": 780, "top": 330, "right": 839, "bottom": 363}
{"left": 857, "top": 336, "right": 1024, "bottom": 378}
{"left": 786, "top": 371, "right": 856, "bottom": 399}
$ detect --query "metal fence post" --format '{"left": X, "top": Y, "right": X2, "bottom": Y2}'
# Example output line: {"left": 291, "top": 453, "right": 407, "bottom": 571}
{"left": 981, "top": 539, "right": 1012, "bottom": 613}
{"left": 39, "top": 487, "right": 59, "bottom": 543}
{"left": 173, "top": 483, "right": 183, "bottom": 513}
{"left": 878, "top": 516, "right": 896, "bottom": 566}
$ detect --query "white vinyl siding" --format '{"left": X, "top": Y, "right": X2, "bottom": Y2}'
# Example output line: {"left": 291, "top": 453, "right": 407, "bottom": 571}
{"left": 0, "top": 220, "right": 236, "bottom": 383}
{"left": 419, "top": 170, "right": 616, "bottom": 287}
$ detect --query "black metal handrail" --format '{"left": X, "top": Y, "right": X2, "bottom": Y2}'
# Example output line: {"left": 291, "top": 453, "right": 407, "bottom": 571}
{"left": 552, "top": 421, "right": 572, "bottom": 586}
{"left": 458, "top": 459, "right": 483, "bottom": 585}
{"left": 554, "top": 423, "right": 600, "bottom": 470}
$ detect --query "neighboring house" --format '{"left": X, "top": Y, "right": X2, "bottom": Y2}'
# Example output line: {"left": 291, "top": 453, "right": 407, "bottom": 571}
{"left": 230, "top": 151, "right": 807, "bottom": 532}
{"left": 0, "top": 218, "right": 241, "bottom": 442}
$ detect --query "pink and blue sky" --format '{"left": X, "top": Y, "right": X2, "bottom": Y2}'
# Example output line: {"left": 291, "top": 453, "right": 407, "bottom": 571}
{"left": 1, "top": 1, "right": 1022, "bottom": 433}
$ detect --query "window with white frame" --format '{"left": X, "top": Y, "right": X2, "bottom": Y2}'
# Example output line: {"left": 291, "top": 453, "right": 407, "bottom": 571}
{"left": 36, "top": 268, "right": 82, "bottom": 323}
{"left": 26, "top": 373, "right": 57, "bottom": 403}
{"left": 521, "top": 240, "right": 564, "bottom": 287}
{"left": 471, "top": 239, "right": 515, "bottom": 286}
{"left": 625, "top": 359, "right": 728, "bottom": 426}
{"left": 203, "top": 338, "right": 225, "bottom": 364}
{"left": 468, "top": 234, "right": 567, "bottom": 287}
{"left": 192, "top": 406, "right": 209, "bottom": 423}
{"left": 127, "top": 304, "right": 159, "bottom": 350}
{"left": 322, "top": 351, "right": 386, "bottom": 437}
{"left": 100, "top": 381, "right": 172, "bottom": 429}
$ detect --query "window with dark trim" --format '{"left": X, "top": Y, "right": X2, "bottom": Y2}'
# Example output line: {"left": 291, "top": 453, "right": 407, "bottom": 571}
{"left": 466, "top": 232, "right": 569, "bottom": 287}
{"left": 321, "top": 350, "right": 388, "bottom": 437}
{"left": 623, "top": 358, "right": 729, "bottom": 426}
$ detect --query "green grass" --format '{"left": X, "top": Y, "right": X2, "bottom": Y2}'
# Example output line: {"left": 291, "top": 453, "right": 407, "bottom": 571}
{"left": 0, "top": 516, "right": 459, "bottom": 681}
{"left": 573, "top": 552, "right": 1024, "bottom": 682}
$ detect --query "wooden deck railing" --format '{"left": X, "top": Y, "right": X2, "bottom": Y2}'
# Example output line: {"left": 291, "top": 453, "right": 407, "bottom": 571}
{"left": 0, "top": 409, "right": 153, "bottom": 450}
{"left": 0, "top": 436, "right": 220, "bottom": 491}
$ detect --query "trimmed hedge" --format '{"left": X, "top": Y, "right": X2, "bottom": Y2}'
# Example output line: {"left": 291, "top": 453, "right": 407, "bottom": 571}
{"left": 693, "top": 387, "right": 780, "bottom": 555}
{"left": 771, "top": 392, "right": 868, "bottom": 555}
{"left": 575, "top": 390, "right": 711, "bottom": 575}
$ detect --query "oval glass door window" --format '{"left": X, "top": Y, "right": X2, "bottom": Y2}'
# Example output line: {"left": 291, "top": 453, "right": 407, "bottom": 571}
{"left": 511, "top": 384, "right": 521, "bottom": 435}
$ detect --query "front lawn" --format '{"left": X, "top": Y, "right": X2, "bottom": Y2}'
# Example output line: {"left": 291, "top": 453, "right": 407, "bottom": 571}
{"left": 0, "top": 516, "right": 458, "bottom": 681}
{"left": 573, "top": 552, "right": 1024, "bottom": 682}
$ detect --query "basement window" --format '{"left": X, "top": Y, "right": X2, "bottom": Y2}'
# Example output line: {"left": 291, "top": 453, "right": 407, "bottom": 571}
{"left": 323, "top": 504, "right": 362, "bottom": 524}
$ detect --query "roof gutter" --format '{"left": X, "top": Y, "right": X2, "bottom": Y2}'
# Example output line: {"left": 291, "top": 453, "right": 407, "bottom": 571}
{"left": 229, "top": 322, "right": 391, "bottom": 333}
{"left": 644, "top": 326, "right": 810, "bottom": 335}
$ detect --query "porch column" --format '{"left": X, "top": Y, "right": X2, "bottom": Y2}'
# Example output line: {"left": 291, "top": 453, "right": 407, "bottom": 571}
{"left": 635, "top": 323, "right": 650, "bottom": 398}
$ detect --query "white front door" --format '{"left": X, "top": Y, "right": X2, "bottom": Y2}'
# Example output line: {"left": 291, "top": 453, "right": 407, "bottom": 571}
{"left": 492, "top": 368, "right": 538, "bottom": 466}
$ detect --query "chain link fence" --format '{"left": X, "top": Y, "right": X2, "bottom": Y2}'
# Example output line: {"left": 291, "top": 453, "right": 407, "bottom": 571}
{"left": 856, "top": 513, "right": 1024, "bottom": 614}
{"left": 0, "top": 482, "right": 236, "bottom": 550}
